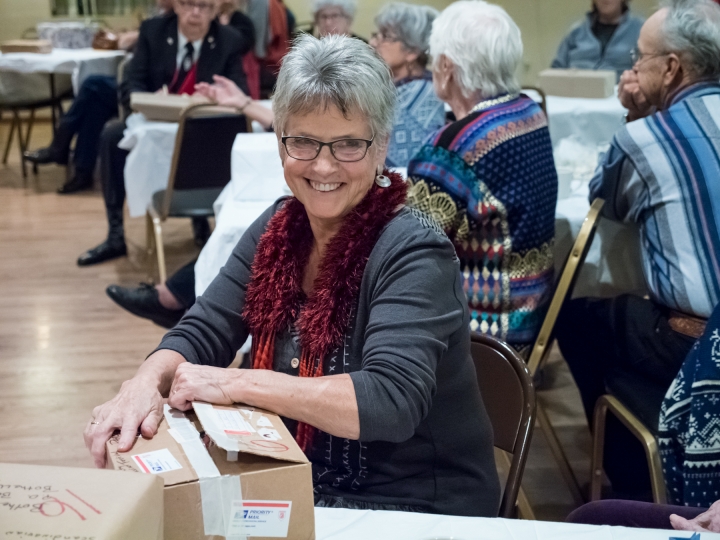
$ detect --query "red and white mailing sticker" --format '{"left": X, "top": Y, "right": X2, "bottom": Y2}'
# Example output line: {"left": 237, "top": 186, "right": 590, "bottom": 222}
{"left": 131, "top": 448, "right": 182, "bottom": 474}
{"left": 228, "top": 500, "right": 292, "bottom": 537}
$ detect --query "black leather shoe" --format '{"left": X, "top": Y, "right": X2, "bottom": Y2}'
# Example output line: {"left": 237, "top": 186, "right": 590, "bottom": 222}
{"left": 57, "top": 173, "right": 93, "bottom": 194}
{"left": 106, "top": 283, "right": 185, "bottom": 328}
{"left": 24, "top": 146, "right": 67, "bottom": 166}
{"left": 77, "top": 240, "right": 127, "bottom": 266}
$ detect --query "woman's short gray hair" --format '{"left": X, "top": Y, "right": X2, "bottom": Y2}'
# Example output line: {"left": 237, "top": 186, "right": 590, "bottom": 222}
{"left": 312, "top": 0, "right": 356, "bottom": 19}
{"left": 374, "top": 2, "right": 439, "bottom": 63}
{"left": 273, "top": 34, "right": 396, "bottom": 144}
{"left": 661, "top": 0, "right": 720, "bottom": 80}
{"left": 429, "top": 0, "right": 522, "bottom": 99}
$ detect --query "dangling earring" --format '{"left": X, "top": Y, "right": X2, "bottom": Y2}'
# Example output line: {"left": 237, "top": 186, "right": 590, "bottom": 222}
{"left": 375, "top": 164, "right": 391, "bottom": 188}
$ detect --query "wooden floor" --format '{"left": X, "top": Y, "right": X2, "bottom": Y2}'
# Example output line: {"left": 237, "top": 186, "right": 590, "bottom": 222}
{"left": 0, "top": 120, "right": 592, "bottom": 522}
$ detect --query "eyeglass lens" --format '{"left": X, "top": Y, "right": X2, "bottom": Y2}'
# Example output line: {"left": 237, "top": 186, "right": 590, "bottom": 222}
{"left": 284, "top": 137, "right": 370, "bottom": 162}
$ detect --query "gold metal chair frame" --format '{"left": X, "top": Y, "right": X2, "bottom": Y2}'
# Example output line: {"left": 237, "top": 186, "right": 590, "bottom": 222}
{"left": 590, "top": 394, "right": 667, "bottom": 503}
{"left": 526, "top": 197, "right": 605, "bottom": 506}
{"left": 146, "top": 102, "right": 243, "bottom": 283}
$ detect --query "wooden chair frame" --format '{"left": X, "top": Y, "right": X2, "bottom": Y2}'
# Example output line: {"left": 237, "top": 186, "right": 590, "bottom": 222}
{"left": 590, "top": 394, "right": 667, "bottom": 503}
{"left": 527, "top": 198, "right": 605, "bottom": 506}
{"left": 146, "top": 102, "right": 242, "bottom": 283}
{"left": 471, "top": 333, "right": 537, "bottom": 518}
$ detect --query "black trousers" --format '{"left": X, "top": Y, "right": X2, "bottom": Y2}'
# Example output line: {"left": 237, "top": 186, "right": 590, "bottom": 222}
{"left": 165, "top": 260, "right": 197, "bottom": 309}
{"left": 57, "top": 74, "right": 118, "bottom": 172}
{"left": 99, "top": 118, "right": 129, "bottom": 214}
{"left": 555, "top": 295, "right": 695, "bottom": 494}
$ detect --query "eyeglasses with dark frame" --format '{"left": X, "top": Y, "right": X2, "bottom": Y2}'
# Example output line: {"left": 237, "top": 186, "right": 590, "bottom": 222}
{"left": 281, "top": 135, "right": 374, "bottom": 162}
{"left": 630, "top": 46, "right": 669, "bottom": 65}
{"left": 176, "top": 0, "right": 215, "bottom": 12}
{"left": 370, "top": 31, "right": 401, "bottom": 44}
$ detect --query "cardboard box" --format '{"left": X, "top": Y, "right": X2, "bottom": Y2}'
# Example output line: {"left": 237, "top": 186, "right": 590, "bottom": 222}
{"left": 107, "top": 403, "right": 315, "bottom": 540}
{"left": 1, "top": 40, "right": 52, "bottom": 54}
{"left": 0, "top": 462, "right": 163, "bottom": 539}
{"left": 537, "top": 68, "right": 616, "bottom": 99}
{"left": 130, "top": 92, "right": 229, "bottom": 122}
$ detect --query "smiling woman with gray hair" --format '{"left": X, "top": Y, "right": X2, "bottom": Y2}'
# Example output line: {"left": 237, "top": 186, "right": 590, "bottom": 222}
{"left": 408, "top": 0, "right": 558, "bottom": 356}
{"left": 370, "top": 2, "right": 445, "bottom": 167}
{"left": 84, "top": 33, "right": 500, "bottom": 516}
{"left": 312, "top": 0, "right": 357, "bottom": 37}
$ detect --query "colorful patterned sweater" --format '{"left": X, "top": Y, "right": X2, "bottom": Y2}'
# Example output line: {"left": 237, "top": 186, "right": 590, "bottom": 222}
{"left": 407, "top": 94, "right": 557, "bottom": 348}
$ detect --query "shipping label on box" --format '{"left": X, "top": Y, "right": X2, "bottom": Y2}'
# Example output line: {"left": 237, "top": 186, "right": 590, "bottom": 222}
{"left": 0, "top": 462, "right": 164, "bottom": 540}
{"left": 107, "top": 403, "right": 315, "bottom": 540}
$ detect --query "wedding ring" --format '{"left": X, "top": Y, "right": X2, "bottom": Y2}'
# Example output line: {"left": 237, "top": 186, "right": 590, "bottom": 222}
{"left": 90, "top": 421, "right": 100, "bottom": 425}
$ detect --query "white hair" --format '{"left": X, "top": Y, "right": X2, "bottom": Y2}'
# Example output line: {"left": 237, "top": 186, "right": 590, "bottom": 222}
{"left": 661, "top": 0, "right": 720, "bottom": 80}
{"left": 311, "top": 0, "right": 356, "bottom": 19}
{"left": 273, "top": 34, "right": 396, "bottom": 144}
{"left": 374, "top": 3, "right": 439, "bottom": 60}
{"left": 429, "top": 0, "right": 522, "bottom": 99}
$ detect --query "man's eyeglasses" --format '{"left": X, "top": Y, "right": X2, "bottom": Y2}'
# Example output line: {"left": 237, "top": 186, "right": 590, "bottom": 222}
{"left": 630, "top": 46, "right": 668, "bottom": 65}
{"left": 370, "top": 31, "right": 401, "bottom": 44}
{"left": 281, "top": 135, "right": 374, "bottom": 162}
{"left": 176, "top": 0, "right": 215, "bottom": 12}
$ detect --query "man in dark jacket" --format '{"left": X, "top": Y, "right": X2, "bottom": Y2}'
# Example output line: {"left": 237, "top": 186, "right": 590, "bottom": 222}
{"left": 78, "top": 0, "right": 249, "bottom": 266}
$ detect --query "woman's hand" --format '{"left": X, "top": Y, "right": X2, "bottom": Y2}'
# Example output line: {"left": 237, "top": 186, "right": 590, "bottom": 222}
{"left": 83, "top": 376, "right": 165, "bottom": 469}
{"left": 618, "top": 70, "right": 652, "bottom": 121}
{"left": 671, "top": 500, "right": 720, "bottom": 532}
{"left": 168, "top": 363, "right": 242, "bottom": 411}
{"left": 195, "top": 75, "right": 251, "bottom": 110}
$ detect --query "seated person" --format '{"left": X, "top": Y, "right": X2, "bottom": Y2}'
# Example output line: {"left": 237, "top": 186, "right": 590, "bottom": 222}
{"left": 556, "top": 0, "right": 720, "bottom": 497}
{"left": 24, "top": 0, "right": 174, "bottom": 194}
{"left": 407, "top": 0, "right": 557, "bottom": 356}
{"left": 84, "top": 34, "right": 501, "bottom": 516}
{"left": 312, "top": 0, "right": 361, "bottom": 39}
{"left": 552, "top": 0, "right": 643, "bottom": 79}
{"left": 77, "top": 0, "right": 250, "bottom": 267}
{"left": 370, "top": 3, "right": 445, "bottom": 168}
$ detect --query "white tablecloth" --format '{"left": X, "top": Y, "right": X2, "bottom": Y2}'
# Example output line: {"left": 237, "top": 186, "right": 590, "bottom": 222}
{"left": 314, "top": 507, "right": 716, "bottom": 539}
{"left": 545, "top": 94, "right": 626, "bottom": 149}
{"left": 0, "top": 48, "right": 125, "bottom": 94}
{"left": 119, "top": 113, "right": 180, "bottom": 217}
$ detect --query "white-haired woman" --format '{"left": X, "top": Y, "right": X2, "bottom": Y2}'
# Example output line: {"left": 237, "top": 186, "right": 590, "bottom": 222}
{"left": 407, "top": 0, "right": 557, "bottom": 357}
{"left": 312, "top": 0, "right": 359, "bottom": 38}
{"left": 552, "top": 0, "right": 643, "bottom": 79}
{"left": 85, "top": 34, "right": 500, "bottom": 516}
{"left": 370, "top": 2, "right": 445, "bottom": 167}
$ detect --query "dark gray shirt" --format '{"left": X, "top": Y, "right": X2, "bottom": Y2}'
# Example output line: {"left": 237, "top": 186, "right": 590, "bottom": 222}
{"left": 157, "top": 201, "right": 501, "bottom": 517}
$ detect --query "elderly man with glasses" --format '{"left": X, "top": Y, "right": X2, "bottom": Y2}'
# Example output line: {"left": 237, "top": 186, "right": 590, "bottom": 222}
{"left": 556, "top": 0, "right": 720, "bottom": 498}
{"left": 76, "top": 0, "right": 250, "bottom": 267}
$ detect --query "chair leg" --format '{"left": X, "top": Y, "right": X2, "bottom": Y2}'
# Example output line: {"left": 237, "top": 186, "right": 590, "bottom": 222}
{"left": 497, "top": 451, "right": 536, "bottom": 520}
{"left": 537, "top": 403, "right": 586, "bottom": 506}
{"left": 590, "top": 397, "right": 608, "bottom": 501}
{"left": 150, "top": 214, "right": 168, "bottom": 285}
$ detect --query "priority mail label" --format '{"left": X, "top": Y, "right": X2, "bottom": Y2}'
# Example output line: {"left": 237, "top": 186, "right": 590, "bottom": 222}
{"left": 227, "top": 500, "right": 292, "bottom": 537}
{"left": 132, "top": 448, "right": 182, "bottom": 474}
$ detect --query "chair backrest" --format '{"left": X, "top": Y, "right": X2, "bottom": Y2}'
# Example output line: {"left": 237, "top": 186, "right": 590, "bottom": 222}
{"left": 527, "top": 198, "right": 605, "bottom": 375}
{"left": 160, "top": 103, "right": 247, "bottom": 218}
{"left": 521, "top": 86, "right": 548, "bottom": 117}
{"left": 471, "top": 332, "right": 536, "bottom": 518}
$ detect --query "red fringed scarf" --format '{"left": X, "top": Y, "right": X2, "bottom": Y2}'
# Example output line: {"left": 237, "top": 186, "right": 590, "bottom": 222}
{"left": 243, "top": 170, "right": 407, "bottom": 452}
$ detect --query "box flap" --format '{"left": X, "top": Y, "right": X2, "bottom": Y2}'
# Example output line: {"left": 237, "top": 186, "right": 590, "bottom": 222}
{"left": 106, "top": 418, "right": 201, "bottom": 487}
{"left": 193, "top": 402, "right": 309, "bottom": 464}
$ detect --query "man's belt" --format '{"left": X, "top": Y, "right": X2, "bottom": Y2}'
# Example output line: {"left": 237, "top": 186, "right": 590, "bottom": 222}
{"left": 668, "top": 310, "right": 708, "bottom": 340}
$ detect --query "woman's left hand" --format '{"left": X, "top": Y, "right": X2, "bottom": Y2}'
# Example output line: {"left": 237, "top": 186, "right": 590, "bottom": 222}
{"left": 168, "top": 363, "right": 242, "bottom": 411}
